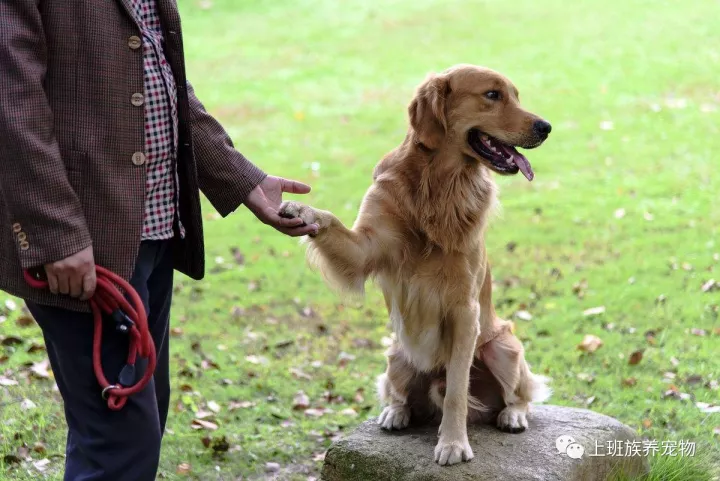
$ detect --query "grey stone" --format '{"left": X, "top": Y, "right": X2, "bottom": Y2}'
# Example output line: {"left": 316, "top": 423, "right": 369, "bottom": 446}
{"left": 322, "top": 405, "right": 649, "bottom": 481}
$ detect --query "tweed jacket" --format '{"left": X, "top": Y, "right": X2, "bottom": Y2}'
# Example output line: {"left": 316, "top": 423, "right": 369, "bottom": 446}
{"left": 0, "top": 0, "right": 267, "bottom": 311}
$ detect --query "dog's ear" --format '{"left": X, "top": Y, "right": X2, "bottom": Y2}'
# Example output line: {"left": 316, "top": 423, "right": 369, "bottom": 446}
{"left": 408, "top": 73, "right": 450, "bottom": 149}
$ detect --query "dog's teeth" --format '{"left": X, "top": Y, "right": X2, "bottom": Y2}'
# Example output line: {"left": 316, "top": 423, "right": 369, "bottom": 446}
{"left": 506, "top": 154, "right": 514, "bottom": 165}
{"left": 481, "top": 135, "right": 489, "bottom": 141}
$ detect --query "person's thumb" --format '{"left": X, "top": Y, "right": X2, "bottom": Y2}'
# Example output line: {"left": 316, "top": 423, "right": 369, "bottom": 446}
{"left": 281, "top": 178, "right": 311, "bottom": 195}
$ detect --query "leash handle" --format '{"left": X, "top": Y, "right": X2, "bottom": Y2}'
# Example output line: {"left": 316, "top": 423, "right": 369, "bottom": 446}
{"left": 22, "top": 266, "right": 156, "bottom": 411}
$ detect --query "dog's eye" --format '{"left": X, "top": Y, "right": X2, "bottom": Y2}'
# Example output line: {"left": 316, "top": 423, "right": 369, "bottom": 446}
{"left": 484, "top": 90, "right": 501, "bottom": 101}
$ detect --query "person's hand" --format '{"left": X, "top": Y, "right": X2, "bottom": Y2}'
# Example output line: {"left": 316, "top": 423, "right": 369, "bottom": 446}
{"left": 44, "top": 246, "right": 97, "bottom": 300}
{"left": 244, "top": 176, "right": 319, "bottom": 236}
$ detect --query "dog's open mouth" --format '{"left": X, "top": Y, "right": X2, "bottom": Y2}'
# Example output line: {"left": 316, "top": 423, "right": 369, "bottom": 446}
{"left": 467, "top": 129, "right": 534, "bottom": 181}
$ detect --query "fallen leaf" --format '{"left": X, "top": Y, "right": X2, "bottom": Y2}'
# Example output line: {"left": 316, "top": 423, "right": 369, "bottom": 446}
{"left": 245, "top": 355, "right": 268, "bottom": 365}
{"left": 642, "top": 419, "right": 652, "bottom": 429}
{"left": 312, "top": 452, "right": 326, "bottom": 462}
{"left": 696, "top": 402, "right": 720, "bottom": 413}
{"left": 190, "top": 419, "right": 218, "bottom": 430}
{"left": 582, "top": 306, "right": 606, "bottom": 317}
{"left": 5, "top": 299, "right": 17, "bottom": 311}
{"left": 0, "top": 376, "right": 19, "bottom": 386}
{"left": 170, "top": 327, "right": 184, "bottom": 337}
{"left": 585, "top": 396, "right": 596, "bottom": 406}
{"left": 230, "top": 247, "right": 245, "bottom": 265}
{"left": 622, "top": 377, "right": 637, "bottom": 387}
{"left": 32, "top": 442, "right": 46, "bottom": 454}
{"left": 201, "top": 436, "right": 211, "bottom": 448}
{"left": 26, "top": 343, "right": 45, "bottom": 354}
{"left": 228, "top": 400, "right": 255, "bottom": 410}
{"left": 20, "top": 399, "right": 37, "bottom": 410}
{"left": 614, "top": 208, "right": 626, "bottom": 219}
{"left": 176, "top": 462, "right": 191, "bottom": 475}
{"left": 714, "top": 427, "right": 720, "bottom": 437}
{"left": 599, "top": 120, "right": 614, "bottom": 130}
{"left": 576, "top": 372, "right": 595, "bottom": 383}
{"left": 577, "top": 334, "right": 603, "bottom": 353}
{"left": 15, "top": 315, "right": 34, "bottom": 327}
{"left": 30, "top": 359, "right": 51, "bottom": 379}
{"left": 701, "top": 279, "right": 717, "bottom": 292}
{"left": 339, "top": 408, "right": 358, "bottom": 417}
{"left": 338, "top": 351, "right": 356, "bottom": 367}
{"left": 211, "top": 435, "right": 230, "bottom": 454}
{"left": 206, "top": 400, "right": 221, "bottom": 413}
{"left": 686, "top": 375, "right": 704, "bottom": 386}
{"left": 1, "top": 336, "right": 23, "bottom": 346}
{"left": 354, "top": 388, "right": 365, "bottom": 403}
{"left": 304, "top": 408, "right": 326, "bottom": 418}
{"left": 691, "top": 328, "right": 707, "bottom": 337}
{"left": 33, "top": 459, "right": 50, "bottom": 472}
{"left": 644, "top": 212, "right": 654, "bottom": 221}
{"left": 293, "top": 391, "right": 310, "bottom": 411}
{"left": 670, "top": 357, "right": 680, "bottom": 367}
{"left": 3, "top": 455, "right": 22, "bottom": 465}
{"left": 514, "top": 310, "right": 533, "bottom": 321}
{"left": 628, "top": 350, "right": 644, "bottom": 366}
{"left": 290, "top": 367, "right": 312, "bottom": 381}
{"left": 266, "top": 462, "right": 281, "bottom": 473}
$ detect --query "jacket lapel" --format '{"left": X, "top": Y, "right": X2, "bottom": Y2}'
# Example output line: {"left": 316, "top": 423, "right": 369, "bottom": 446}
{"left": 115, "top": 0, "right": 139, "bottom": 26}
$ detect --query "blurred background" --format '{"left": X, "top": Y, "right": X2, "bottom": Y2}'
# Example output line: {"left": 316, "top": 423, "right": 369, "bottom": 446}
{"left": 1, "top": 0, "right": 719, "bottom": 479}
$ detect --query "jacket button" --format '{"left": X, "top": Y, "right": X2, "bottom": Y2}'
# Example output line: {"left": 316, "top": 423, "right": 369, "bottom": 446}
{"left": 17, "top": 232, "right": 27, "bottom": 242}
{"left": 19, "top": 240, "right": 29, "bottom": 251}
{"left": 12, "top": 223, "right": 21, "bottom": 233}
{"left": 131, "top": 93, "right": 145, "bottom": 106}
{"left": 128, "top": 35, "right": 142, "bottom": 50}
{"left": 132, "top": 152, "right": 146, "bottom": 166}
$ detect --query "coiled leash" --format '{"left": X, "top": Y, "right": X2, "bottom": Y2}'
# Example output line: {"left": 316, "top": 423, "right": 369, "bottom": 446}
{"left": 23, "top": 266, "right": 156, "bottom": 411}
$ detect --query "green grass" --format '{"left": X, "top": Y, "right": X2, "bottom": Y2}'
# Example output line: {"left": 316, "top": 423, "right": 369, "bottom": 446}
{"left": 2, "top": 0, "right": 720, "bottom": 479}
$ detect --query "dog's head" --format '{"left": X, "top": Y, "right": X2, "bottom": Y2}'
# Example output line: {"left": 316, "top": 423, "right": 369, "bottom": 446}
{"left": 408, "top": 64, "right": 551, "bottom": 181}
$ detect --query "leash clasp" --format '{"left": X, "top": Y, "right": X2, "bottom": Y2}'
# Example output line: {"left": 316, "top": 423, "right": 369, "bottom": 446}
{"left": 101, "top": 384, "right": 120, "bottom": 400}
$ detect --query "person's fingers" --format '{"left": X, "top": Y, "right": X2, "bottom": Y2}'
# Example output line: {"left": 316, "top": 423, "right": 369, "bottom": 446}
{"left": 280, "top": 178, "right": 311, "bottom": 195}
{"left": 275, "top": 214, "right": 305, "bottom": 228}
{"left": 69, "top": 273, "right": 83, "bottom": 298}
{"left": 276, "top": 223, "right": 319, "bottom": 237}
{"left": 57, "top": 272, "right": 70, "bottom": 295}
{"left": 46, "top": 271, "right": 59, "bottom": 295}
{"left": 80, "top": 270, "right": 97, "bottom": 301}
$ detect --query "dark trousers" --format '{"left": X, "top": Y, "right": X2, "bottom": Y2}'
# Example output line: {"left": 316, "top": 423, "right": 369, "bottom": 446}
{"left": 26, "top": 241, "right": 174, "bottom": 481}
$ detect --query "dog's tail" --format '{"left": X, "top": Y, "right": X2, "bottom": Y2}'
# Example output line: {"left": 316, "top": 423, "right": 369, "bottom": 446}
{"left": 520, "top": 361, "right": 552, "bottom": 404}
{"left": 429, "top": 379, "right": 489, "bottom": 413}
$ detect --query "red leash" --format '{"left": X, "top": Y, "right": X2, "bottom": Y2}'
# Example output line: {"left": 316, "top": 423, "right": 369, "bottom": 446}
{"left": 23, "top": 266, "right": 156, "bottom": 411}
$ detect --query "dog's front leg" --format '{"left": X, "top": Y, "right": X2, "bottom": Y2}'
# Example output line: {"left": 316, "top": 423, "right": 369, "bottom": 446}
{"left": 435, "top": 301, "right": 479, "bottom": 466}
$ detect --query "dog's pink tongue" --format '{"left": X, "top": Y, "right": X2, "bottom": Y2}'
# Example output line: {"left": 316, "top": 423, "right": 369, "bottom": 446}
{"left": 514, "top": 153, "right": 534, "bottom": 181}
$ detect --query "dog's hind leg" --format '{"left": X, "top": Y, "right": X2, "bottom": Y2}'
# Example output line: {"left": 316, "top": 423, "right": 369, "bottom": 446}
{"left": 482, "top": 330, "right": 550, "bottom": 433}
{"left": 377, "top": 343, "right": 414, "bottom": 430}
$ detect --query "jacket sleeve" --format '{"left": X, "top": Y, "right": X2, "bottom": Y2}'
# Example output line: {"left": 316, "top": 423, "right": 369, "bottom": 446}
{"left": 186, "top": 81, "right": 267, "bottom": 217}
{"left": 0, "top": 1, "right": 92, "bottom": 268}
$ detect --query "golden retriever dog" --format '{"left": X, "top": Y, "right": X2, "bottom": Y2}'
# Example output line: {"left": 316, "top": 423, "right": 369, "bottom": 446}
{"left": 279, "top": 64, "right": 552, "bottom": 466}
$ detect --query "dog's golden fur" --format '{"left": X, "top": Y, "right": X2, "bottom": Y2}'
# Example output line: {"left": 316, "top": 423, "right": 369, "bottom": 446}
{"left": 279, "top": 64, "right": 551, "bottom": 466}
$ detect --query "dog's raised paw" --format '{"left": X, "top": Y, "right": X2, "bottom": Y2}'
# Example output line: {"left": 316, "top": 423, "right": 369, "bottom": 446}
{"left": 497, "top": 406, "right": 528, "bottom": 433}
{"left": 377, "top": 404, "right": 410, "bottom": 431}
{"left": 278, "top": 201, "right": 316, "bottom": 226}
{"left": 434, "top": 438, "right": 474, "bottom": 466}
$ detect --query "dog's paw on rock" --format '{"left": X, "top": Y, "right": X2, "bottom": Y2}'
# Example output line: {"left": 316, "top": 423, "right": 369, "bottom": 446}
{"left": 434, "top": 437, "right": 474, "bottom": 466}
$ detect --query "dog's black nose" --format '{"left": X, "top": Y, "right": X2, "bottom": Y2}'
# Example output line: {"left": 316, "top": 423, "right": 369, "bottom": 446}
{"left": 533, "top": 120, "right": 552, "bottom": 138}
